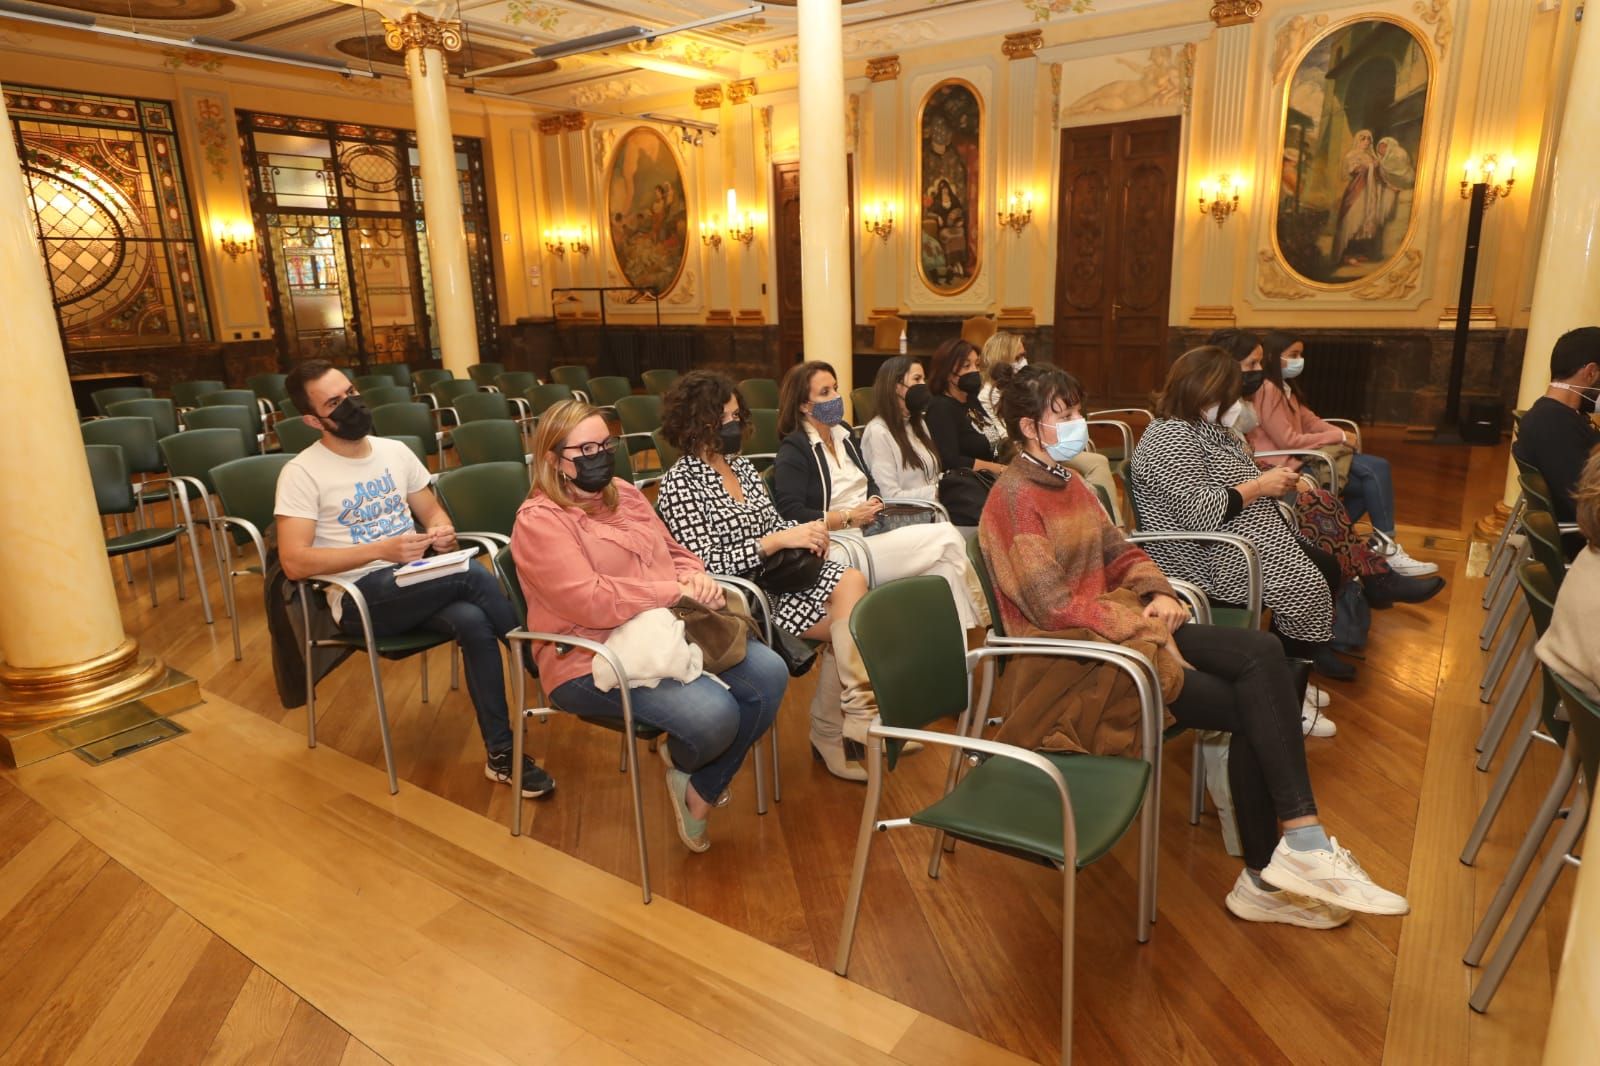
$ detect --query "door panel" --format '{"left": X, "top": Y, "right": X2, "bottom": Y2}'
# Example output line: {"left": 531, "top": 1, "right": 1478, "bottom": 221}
{"left": 773, "top": 162, "right": 804, "bottom": 368}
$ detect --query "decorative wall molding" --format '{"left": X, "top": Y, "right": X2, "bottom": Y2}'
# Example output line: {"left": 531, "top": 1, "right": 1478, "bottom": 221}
{"left": 1256, "top": 251, "right": 1315, "bottom": 300}
{"left": 1002, "top": 30, "right": 1043, "bottom": 61}
{"left": 866, "top": 55, "right": 902, "bottom": 82}
{"left": 1179, "top": 40, "right": 1196, "bottom": 114}
{"left": 193, "top": 97, "right": 230, "bottom": 181}
{"left": 1022, "top": 0, "right": 1094, "bottom": 23}
{"left": 1272, "top": 14, "right": 1330, "bottom": 85}
{"left": 1414, "top": 0, "right": 1453, "bottom": 60}
{"left": 538, "top": 115, "right": 564, "bottom": 135}
{"left": 694, "top": 85, "right": 723, "bottom": 110}
{"left": 845, "top": 20, "right": 937, "bottom": 55}
{"left": 1048, "top": 62, "right": 1063, "bottom": 130}
{"left": 560, "top": 111, "right": 589, "bottom": 132}
{"left": 846, "top": 93, "right": 860, "bottom": 155}
{"left": 592, "top": 126, "right": 614, "bottom": 176}
{"left": 756, "top": 45, "right": 799, "bottom": 70}
{"left": 1353, "top": 248, "right": 1424, "bottom": 300}
{"left": 570, "top": 79, "right": 640, "bottom": 107}
{"left": 380, "top": 13, "right": 462, "bottom": 77}
{"left": 1209, "top": 1, "right": 1263, "bottom": 28}
{"left": 1064, "top": 45, "right": 1186, "bottom": 116}
{"left": 728, "top": 78, "right": 758, "bottom": 104}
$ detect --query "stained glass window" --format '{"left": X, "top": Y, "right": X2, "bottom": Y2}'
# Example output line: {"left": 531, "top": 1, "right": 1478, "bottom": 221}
{"left": 6, "top": 87, "right": 211, "bottom": 350}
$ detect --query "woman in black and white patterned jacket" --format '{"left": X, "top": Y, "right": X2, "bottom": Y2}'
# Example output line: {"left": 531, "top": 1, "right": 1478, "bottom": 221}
{"left": 1130, "top": 346, "right": 1342, "bottom": 737}
{"left": 655, "top": 371, "right": 877, "bottom": 783}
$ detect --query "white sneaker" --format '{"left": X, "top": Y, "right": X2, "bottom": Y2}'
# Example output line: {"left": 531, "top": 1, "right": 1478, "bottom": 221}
{"left": 1305, "top": 682, "right": 1330, "bottom": 709}
{"left": 1385, "top": 544, "right": 1439, "bottom": 577}
{"left": 1301, "top": 699, "right": 1337, "bottom": 737}
{"left": 1224, "top": 870, "right": 1351, "bottom": 929}
{"left": 1260, "top": 836, "right": 1410, "bottom": 916}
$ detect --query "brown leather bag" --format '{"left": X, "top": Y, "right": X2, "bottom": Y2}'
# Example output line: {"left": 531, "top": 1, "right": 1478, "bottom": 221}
{"left": 670, "top": 597, "right": 760, "bottom": 674}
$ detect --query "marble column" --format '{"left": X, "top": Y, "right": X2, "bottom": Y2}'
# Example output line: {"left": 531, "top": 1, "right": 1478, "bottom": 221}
{"left": 0, "top": 86, "right": 175, "bottom": 761}
{"left": 1191, "top": 6, "right": 1257, "bottom": 324}
{"left": 383, "top": 11, "right": 480, "bottom": 378}
{"left": 797, "top": 0, "right": 854, "bottom": 398}
{"left": 1498, "top": 11, "right": 1600, "bottom": 510}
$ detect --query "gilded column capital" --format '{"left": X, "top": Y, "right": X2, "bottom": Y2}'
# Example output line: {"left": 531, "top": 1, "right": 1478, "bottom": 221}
{"left": 1001, "top": 31, "right": 1042, "bottom": 61}
{"left": 695, "top": 85, "right": 723, "bottom": 110}
{"left": 560, "top": 111, "right": 589, "bottom": 132}
{"left": 728, "top": 78, "right": 758, "bottom": 104}
{"left": 537, "top": 114, "right": 564, "bottom": 135}
{"left": 865, "top": 55, "right": 900, "bottom": 82}
{"left": 381, "top": 12, "right": 462, "bottom": 77}
{"left": 1209, "top": 1, "right": 1263, "bottom": 28}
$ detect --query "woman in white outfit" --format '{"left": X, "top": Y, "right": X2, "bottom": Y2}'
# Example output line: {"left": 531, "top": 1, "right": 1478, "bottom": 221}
{"left": 860, "top": 355, "right": 941, "bottom": 503}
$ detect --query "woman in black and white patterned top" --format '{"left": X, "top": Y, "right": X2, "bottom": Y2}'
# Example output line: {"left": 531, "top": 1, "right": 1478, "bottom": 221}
{"left": 1130, "top": 347, "right": 1340, "bottom": 718}
{"left": 656, "top": 371, "right": 876, "bottom": 783}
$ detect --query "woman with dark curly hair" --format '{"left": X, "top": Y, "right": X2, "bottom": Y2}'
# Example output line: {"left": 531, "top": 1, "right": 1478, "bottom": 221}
{"left": 655, "top": 371, "right": 878, "bottom": 781}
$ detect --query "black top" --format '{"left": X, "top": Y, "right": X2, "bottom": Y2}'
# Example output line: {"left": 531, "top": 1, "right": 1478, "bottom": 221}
{"left": 924, "top": 393, "right": 997, "bottom": 471}
{"left": 1512, "top": 396, "right": 1600, "bottom": 524}
{"left": 773, "top": 427, "right": 882, "bottom": 523}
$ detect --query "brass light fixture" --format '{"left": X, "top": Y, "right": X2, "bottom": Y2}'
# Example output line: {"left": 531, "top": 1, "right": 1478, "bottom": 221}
{"left": 214, "top": 220, "right": 256, "bottom": 260}
{"left": 862, "top": 201, "right": 894, "bottom": 242}
{"left": 1197, "top": 175, "right": 1241, "bottom": 225}
{"left": 998, "top": 190, "right": 1033, "bottom": 235}
{"left": 1460, "top": 154, "right": 1516, "bottom": 208}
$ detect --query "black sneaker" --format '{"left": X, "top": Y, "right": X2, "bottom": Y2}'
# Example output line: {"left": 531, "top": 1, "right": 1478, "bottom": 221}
{"left": 485, "top": 750, "right": 555, "bottom": 798}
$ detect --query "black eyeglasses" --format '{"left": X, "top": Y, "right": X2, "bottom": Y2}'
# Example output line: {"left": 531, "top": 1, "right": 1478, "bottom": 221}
{"left": 559, "top": 436, "right": 618, "bottom": 458}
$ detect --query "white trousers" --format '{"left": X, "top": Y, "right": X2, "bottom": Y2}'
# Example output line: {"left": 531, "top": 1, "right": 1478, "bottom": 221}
{"left": 829, "top": 523, "right": 981, "bottom": 631}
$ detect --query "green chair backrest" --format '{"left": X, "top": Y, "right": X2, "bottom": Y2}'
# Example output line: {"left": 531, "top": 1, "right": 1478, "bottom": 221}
{"left": 642, "top": 369, "right": 680, "bottom": 396}
{"left": 1518, "top": 473, "right": 1556, "bottom": 516}
{"left": 211, "top": 454, "right": 295, "bottom": 545}
{"left": 183, "top": 405, "right": 260, "bottom": 455}
{"left": 354, "top": 374, "right": 393, "bottom": 393}
{"left": 159, "top": 428, "right": 248, "bottom": 495}
{"left": 451, "top": 391, "right": 514, "bottom": 424}
{"left": 172, "top": 379, "right": 225, "bottom": 408}
{"left": 201, "top": 390, "right": 263, "bottom": 436}
{"left": 615, "top": 394, "right": 661, "bottom": 436}
{"left": 526, "top": 383, "right": 574, "bottom": 416}
{"left": 277, "top": 397, "right": 300, "bottom": 418}
{"left": 849, "top": 576, "right": 973, "bottom": 733}
{"left": 276, "top": 417, "right": 322, "bottom": 454}
{"left": 434, "top": 462, "right": 531, "bottom": 539}
{"left": 413, "top": 368, "right": 455, "bottom": 391}
{"left": 81, "top": 416, "right": 163, "bottom": 475}
{"left": 737, "top": 378, "right": 779, "bottom": 410}
{"left": 651, "top": 428, "right": 681, "bottom": 470}
{"left": 370, "top": 403, "right": 439, "bottom": 457}
{"left": 91, "top": 386, "right": 152, "bottom": 416}
{"left": 468, "top": 362, "right": 506, "bottom": 389}
{"left": 612, "top": 439, "right": 639, "bottom": 482}
{"left": 106, "top": 397, "right": 179, "bottom": 439}
{"left": 1522, "top": 509, "right": 1569, "bottom": 586}
{"left": 965, "top": 534, "right": 1008, "bottom": 637}
{"left": 746, "top": 408, "right": 779, "bottom": 458}
{"left": 430, "top": 379, "right": 478, "bottom": 406}
{"left": 452, "top": 419, "right": 525, "bottom": 465}
{"left": 497, "top": 371, "right": 539, "bottom": 397}
{"left": 1517, "top": 561, "right": 1570, "bottom": 748}
{"left": 385, "top": 434, "right": 429, "bottom": 466}
{"left": 551, "top": 364, "right": 590, "bottom": 392}
{"left": 378, "top": 363, "right": 414, "bottom": 388}
{"left": 492, "top": 544, "right": 528, "bottom": 619}
{"left": 84, "top": 444, "right": 137, "bottom": 515}
{"left": 851, "top": 387, "right": 876, "bottom": 427}
{"left": 246, "top": 373, "right": 289, "bottom": 404}
{"left": 1551, "top": 670, "right": 1600, "bottom": 792}
{"left": 361, "top": 385, "right": 413, "bottom": 409}
{"left": 588, "top": 375, "right": 633, "bottom": 408}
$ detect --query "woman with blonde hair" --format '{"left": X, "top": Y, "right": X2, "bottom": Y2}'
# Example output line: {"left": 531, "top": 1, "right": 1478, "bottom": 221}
{"left": 511, "top": 398, "right": 788, "bottom": 852}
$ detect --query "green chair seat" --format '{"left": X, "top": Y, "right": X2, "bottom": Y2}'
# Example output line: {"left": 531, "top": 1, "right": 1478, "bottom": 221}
{"left": 105, "top": 526, "right": 183, "bottom": 554}
{"left": 911, "top": 751, "right": 1150, "bottom": 868}
{"left": 1210, "top": 606, "right": 1253, "bottom": 630}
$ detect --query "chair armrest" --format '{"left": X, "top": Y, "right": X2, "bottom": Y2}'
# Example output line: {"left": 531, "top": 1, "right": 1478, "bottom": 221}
{"left": 508, "top": 397, "right": 531, "bottom": 421}
{"left": 504, "top": 628, "right": 638, "bottom": 725}
{"left": 213, "top": 514, "right": 268, "bottom": 572}
{"left": 1324, "top": 418, "right": 1361, "bottom": 450}
{"left": 1165, "top": 578, "right": 1212, "bottom": 625}
{"left": 1126, "top": 531, "right": 1262, "bottom": 628}
{"left": 1085, "top": 419, "right": 1133, "bottom": 459}
{"left": 633, "top": 475, "right": 663, "bottom": 490}
{"left": 301, "top": 573, "right": 378, "bottom": 650}
{"left": 1254, "top": 449, "right": 1339, "bottom": 495}
{"left": 134, "top": 474, "right": 197, "bottom": 526}
{"left": 1088, "top": 407, "right": 1153, "bottom": 425}
{"left": 709, "top": 574, "right": 773, "bottom": 643}
{"left": 478, "top": 385, "right": 501, "bottom": 393}
{"left": 434, "top": 407, "right": 460, "bottom": 429}
{"left": 455, "top": 533, "right": 509, "bottom": 555}
{"left": 880, "top": 497, "right": 953, "bottom": 524}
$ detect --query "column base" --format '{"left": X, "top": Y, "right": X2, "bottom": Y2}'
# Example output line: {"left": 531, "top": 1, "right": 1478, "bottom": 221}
{"left": 0, "top": 652, "right": 201, "bottom": 768}
{"left": 1473, "top": 501, "right": 1512, "bottom": 542}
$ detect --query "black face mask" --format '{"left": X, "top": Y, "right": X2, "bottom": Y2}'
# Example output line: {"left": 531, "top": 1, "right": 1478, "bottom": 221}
{"left": 957, "top": 371, "right": 984, "bottom": 398}
{"left": 1240, "top": 370, "right": 1265, "bottom": 397}
{"left": 717, "top": 420, "right": 744, "bottom": 455}
{"left": 566, "top": 450, "right": 613, "bottom": 493}
{"left": 322, "top": 394, "right": 372, "bottom": 441}
{"left": 904, "top": 383, "right": 932, "bottom": 414}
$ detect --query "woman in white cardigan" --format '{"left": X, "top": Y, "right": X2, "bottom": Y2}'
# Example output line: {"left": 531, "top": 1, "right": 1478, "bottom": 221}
{"left": 1537, "top": 447, "right": 1600, "bottom": 702}
{"left": 860, "top": 355, "right": 942, "bottom": 503}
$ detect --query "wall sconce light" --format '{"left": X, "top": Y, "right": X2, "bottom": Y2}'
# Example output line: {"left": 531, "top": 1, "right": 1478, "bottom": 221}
{"left": 998, "top": 190, "right": 1033, "bottom": 235}
{"left": 726, "top": 189, "right": 756, "bottom": 246}
{"left": 213, "top": 220, "right": 256, "bottom": 260}
{"left": 700, "top": 218, "right": 723, "bottom": 250}
{"left": 569, "top": 226, "right": 592, "bottom": 257}
{"left": 1197, "top": 175, "right": 1241, "bottom": 225}
{"left": 862, "top": 201, "right": 894, "bottom": 242}
{"left": 1461, "top": 154, "right": 1516, "bottom": 207}
{"left": 543, "top": 229, "right": 566, "bottom": 258}
{"left": 544, "top": 227, "right": 591, "bottom": 258}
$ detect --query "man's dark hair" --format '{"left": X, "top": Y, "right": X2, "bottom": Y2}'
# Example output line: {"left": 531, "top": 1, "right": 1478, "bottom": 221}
{"left": 1551, "top": 327, "right": 1600, "bottom": 380}
{"left": 286, "top": 359, "right": 338, "bottom": 418}
{"left": 660, "top": 370, "right": 748, "bottom": 457}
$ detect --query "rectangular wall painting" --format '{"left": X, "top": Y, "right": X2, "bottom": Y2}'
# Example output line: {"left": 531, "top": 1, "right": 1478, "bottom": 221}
{"left": 1274, "top": 18, "right": 1429, "bottom": 286}
{"left": 607, "top": 126, "right": 687, "bottom": 296}
{"left": 918, "top": 79, "right": 981, "bottom": 295}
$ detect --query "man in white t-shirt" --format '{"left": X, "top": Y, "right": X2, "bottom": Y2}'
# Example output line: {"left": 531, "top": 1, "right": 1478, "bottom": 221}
{"left": 274, "top": 360, "right": 553, "bottom": 798}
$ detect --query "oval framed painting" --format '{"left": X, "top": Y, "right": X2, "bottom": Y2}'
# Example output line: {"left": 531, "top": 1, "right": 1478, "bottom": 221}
{"left": 1273, "top": 17, "right": 1431, "bottom": 287}
{"left": 917, "top": 79, "right": 982, "bottom": 296}
{"left": 606, "top": 126, "right": 688, "bottom": 296}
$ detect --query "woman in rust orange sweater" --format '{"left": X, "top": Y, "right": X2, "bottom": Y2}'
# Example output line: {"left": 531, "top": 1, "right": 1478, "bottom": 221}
{"left": 977, "top": 362, "right": 1409, "bottom": 926}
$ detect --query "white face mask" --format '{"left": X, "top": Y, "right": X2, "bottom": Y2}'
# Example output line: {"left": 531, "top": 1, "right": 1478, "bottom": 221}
{"left": 1281, "top": 357, "right": 1306, "bottom": 380}
{"left": 1201, "top": 401, "right": 1244, "bottom": 427}
{"left": 1015, "top": 357, "right": 1028, "bottom": 368}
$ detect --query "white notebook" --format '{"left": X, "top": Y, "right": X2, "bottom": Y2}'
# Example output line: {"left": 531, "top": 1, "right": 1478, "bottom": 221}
{"left": 393, "top": 546, "right": 479, "bottom": 587}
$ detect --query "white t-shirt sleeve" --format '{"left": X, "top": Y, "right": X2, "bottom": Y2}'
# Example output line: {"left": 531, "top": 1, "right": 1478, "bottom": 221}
{"left": 274, "top": 459, "right": 322, "bottom": 521}
{"left": 398, "top": 444, "right": 432, "bottom": 495}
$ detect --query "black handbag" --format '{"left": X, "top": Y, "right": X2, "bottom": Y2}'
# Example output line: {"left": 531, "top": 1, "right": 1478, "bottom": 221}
{"left": 742, "top": 545, "right": 825, "bottom": 594}
{"left": 863, "top": 501, "right": 938, "bottom": 536}
{"left": 768, "top": 624, "right": 819, "bottom": 677}
{"left": 937, "top": 467, "right": 996, "bottom": 526}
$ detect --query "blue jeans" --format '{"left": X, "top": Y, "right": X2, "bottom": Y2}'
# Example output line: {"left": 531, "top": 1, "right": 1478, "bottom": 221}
{"left": 552, "top": 642, "right": 787, "bottom": 803}
{"left": 1340, "top": 452, "right": 1395, "bottom": 534}
{"left": 340, "top": 565, "right": 519, "bottom": 754}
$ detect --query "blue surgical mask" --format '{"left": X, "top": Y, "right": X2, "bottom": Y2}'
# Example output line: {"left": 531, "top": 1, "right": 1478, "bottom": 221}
{"left": 1042, "top": 417, "right": 1088, "bottom": 463}
{"left": 1282, "top": 357, "right": 1306, "bottom": 380}
{"left": 810, "top": 396, "right": 845, "bottom": 426}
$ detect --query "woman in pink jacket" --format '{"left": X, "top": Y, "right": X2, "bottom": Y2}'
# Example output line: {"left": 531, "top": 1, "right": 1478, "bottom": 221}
{"left": 1249, "top": 330, "right": 1438, "bottom": 578}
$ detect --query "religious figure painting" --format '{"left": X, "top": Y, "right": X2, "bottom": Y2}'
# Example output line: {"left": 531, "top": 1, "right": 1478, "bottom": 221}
{"left": 1274, "top": 19, "right": 1429, "bottom": 286}
{"left": 606, "top": 127, "right": 687, "bottom": 295}
{"left": 918, "top": 80, "right": 981, "bottom": 294}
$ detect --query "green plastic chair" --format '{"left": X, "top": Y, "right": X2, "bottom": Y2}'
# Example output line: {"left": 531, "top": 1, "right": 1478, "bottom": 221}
{"left": 200, "top": 390, "right": 265, "bottom": 445}
{"left": 277, "top": 397, "right": 300, "bottom": 419}
{"left": 384, "top": 434, "right": 429, "bottom": 468}
{"left": 247, "top": 373, "right": 290, "bottom": 406}
{"left": 359, "top": 385, "right": 413, "bottom": 410}
{"left": 84, "top": 442, "right": 211, "bottom": 619}
{"left": 354, "top": 374, "right": 394, "bottom": 394}
{"left": 614, "top": 394, "right": 661, "bottom": 453}
{"left": 172, "top": 379, "right": 225, "bottom": 409}
{"left": 208, "top": 454, "right": 295, "bottom": 659}
{"left": 434, "top": 462, "right": 530, "bottom": 546}
{"left": 737, "top": 378, "right": 779, "bottom": 410}
{"left": 429, "top": 379, "right": 478, "bottom": 407}
{"left": 833, "top": 576, "right": 1158, "bottom": 1066}
{"left": 468, "top": 362, "right": 506, "bottom": 390}
{"left": 550, "top": 365, "right": 591, "bottom": 395}
{"left": 587, "top": 375, "right": 633, "bottom": 410}
{"left": 91, "top": 386, "right": 152, "bottom": 416}
{"left": 525, "top": 383, "right": 575, "bottom": 418}
{"left": 378, "top": 363, "right": 414, "bottom": 389}
{"left": 611, "top": 437, "right": 661, "bottom": 490}
{"left": 184, "top": 405, "right": 261, "bottom": 455}
{"left": 449, "top": 391, "right": 514, "bottom": 424}
{"left": 158, "top": 427, "right": 250, "bottom": 580}
{"left": 650, "top": 428, "right": 680, "bottom": 472}
{"left": 82, "top": 414, "right": 175, "bottom": 505}
{"left": 276, "top": 417, "right": 322, "bottom": 454}
{"left": 496, "top": 371, "right": 539, "bottom": 398}
{"left": 744, "top": 408, "right": 780, "bottom": 470}
{"left": 642, "top": 369, "right": 680, "bottom": 396}
{"left": 107, "top": 397, "right": 179, "bottom": 439}
{"left": 371, "top": 402, "right": 446, "bottom": 467}
{"left": 412, "top": 368, "right": 455, "bottom": 393}
{"left": 850, "top": 386, "right": 875, "bottom": 427}
{"left": 451, "top": 419, "right": 526, "bottom": 466}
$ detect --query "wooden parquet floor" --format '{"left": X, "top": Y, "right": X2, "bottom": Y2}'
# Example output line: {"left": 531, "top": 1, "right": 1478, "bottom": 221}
{"left": 0, "top": 427, "right": 1570, "bottom": 1064}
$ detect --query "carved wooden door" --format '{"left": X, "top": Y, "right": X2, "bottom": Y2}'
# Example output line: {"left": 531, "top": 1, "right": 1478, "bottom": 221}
{"left": 1053, "top": 116, "right": 1180, "bottom": 406}
{"left": 772, "top": 158, "right": 854, "bottom": 372}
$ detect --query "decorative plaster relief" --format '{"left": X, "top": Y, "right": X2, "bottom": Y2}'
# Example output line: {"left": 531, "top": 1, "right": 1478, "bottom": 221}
{"left": 1021, "top": 0, "right": 1094, "bottom": 24}
{"left": 1049, "top": 62, "right": 1062, "bottom": 130}
{"left": 845, "top": 20, "right": 937, "bottom": 54}
{"left": 193, "top": 97, "right": 230, "bottom": 181}
{"left": 1066, "top": 46, "right": 1184, "bottom": 115}
{"left": 1352, "top": 248, "right": 1423, "bottom": 300}
{"left": 1414, "top": 0, "right": 1452, "bottom": 59}
{"left": 1273, "top": 14, "right": 1330, "bottom": 85}
{"left": 1256, "top": 250, "right": 1315, "bottom": 300}
{"left": 592, "top": 126, "right": 615, "bottom": 176}
{"left": 866, "top": 55, "right": 902, "bottom": 82}
{"left": 694, "top": 85, "right": 723, "bottom": 110}
{"left": 571, "top": 79, "right": 642, "bottom": 107}
{"left": 757, "top": 45, "right": 799, "bottom": 70}
{"left": 505, "top": 1, "right": 562, "bottom": 31}
{"left": 161, "top": 48, "right": 223, "bottom": 73}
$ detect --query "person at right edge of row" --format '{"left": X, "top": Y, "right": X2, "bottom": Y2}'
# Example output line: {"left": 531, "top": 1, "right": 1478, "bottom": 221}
{"left": 1514, "top": 326, "right": 1600, "bottom": 560}
{"left": 979, "top": 359, "right": 1410, "bottom": 928}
